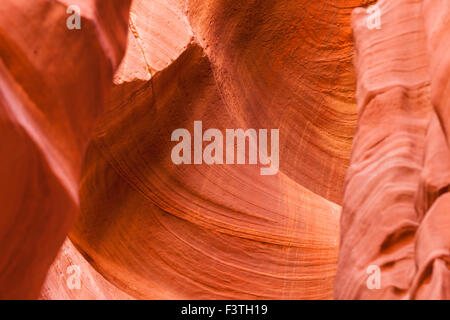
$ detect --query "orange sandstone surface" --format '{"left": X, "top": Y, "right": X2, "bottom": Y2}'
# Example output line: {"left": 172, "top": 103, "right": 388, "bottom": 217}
{"left": 12, "top": 0, "right": 450, "bottom": 300}
{"left": 0, "top": 0, "right": 131, "bottom": 299}
{"left": 335, "top": 0, "right": 450, "bottom": 299}
{"left": 65, "top": 0, "right": 365, "bottom": 300}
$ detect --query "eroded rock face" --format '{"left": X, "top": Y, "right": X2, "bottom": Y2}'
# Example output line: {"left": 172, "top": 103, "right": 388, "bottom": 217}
{"left": 65, "top": 0, "right": 369, "bottom": 299}
{"left": 335, "top": 0, "right": 450, "bottom": 299}
{"left": 42, "top": 0, "right": 365, "bottom": 300}
{"left": 0, "top": 0, "right": 384, "bottom": 299}
{"left": 0, "top": 0, "right": 130, "bottom": 299}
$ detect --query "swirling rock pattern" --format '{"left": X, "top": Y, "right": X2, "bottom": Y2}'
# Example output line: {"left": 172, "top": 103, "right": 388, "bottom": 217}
{"left": 335, "top": 0, "right": 450, "bottom": 299}
{"left": 0, "top": 0, "right": 375, "bottom": 299}
{"left": 67, "top": 0, "right": 370, "bottom": 299}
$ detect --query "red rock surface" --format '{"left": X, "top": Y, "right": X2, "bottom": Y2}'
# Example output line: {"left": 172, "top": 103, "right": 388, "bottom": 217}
{"left": 65, "top": 0, "right": 369, "bottom": 300}
{"left": 10, "top": 0, "right": 450, "bottom": 300}
{"left": 0, "top": 0, "right": 131, "bottom": 299}
{"left": 40, "top": 239, "right": 133, "bottom": 300}
{"left": 335, "top": 0, "right": 450, "bottom": 299}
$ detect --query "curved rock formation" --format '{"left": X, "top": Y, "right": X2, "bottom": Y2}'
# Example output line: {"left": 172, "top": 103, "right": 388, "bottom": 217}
{"left": 0, "top": 0, "right": 130, "bottom": 299}
{"left": 48, "top": 0, "right": 366, "bottom": 299}
{"left": 186, "top": 0, "right": 365, "bottom": 203}
{"left": 0, "top": 0, "right": 388, "bottom": 299}
{"left": 70, "top": 41, "right": 341, "bottom": 299}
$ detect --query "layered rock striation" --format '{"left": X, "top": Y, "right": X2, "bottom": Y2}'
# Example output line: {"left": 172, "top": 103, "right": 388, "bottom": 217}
{"left": 0, "top": 0, "right": 410, "bottom": 300}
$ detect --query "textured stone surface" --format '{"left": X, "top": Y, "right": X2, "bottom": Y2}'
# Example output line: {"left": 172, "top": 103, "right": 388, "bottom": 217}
{"left": 48, "top": 0, "right": 365, "bottom": 299}
{"left": 0, "top": 0, "right": 130, "bottom": 299}
{"left": 0, "top": 0, "right": 400, "bottom": 300}
{"left": 40, "top": 239, "right": 134, "bottom": 300}
{"left": 186, "top": 0, "right": 368, "bottom": 203}
{"left": 71, "top": 42, "right": 342, "bottom": 299}
{"left": 335, "top": 0, "right": 450, "bottom": 299}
